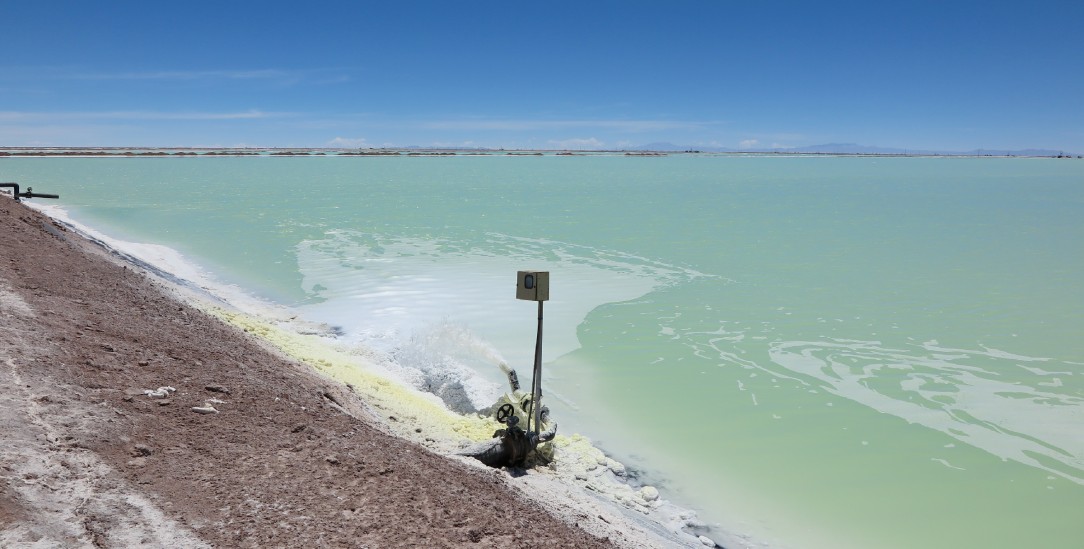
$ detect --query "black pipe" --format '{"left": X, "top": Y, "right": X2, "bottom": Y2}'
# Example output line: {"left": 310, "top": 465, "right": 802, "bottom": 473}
{"left": 1, "top": 183, "right": 60, "bottom": 201}
{"left": 0, "top": 182, "right": 20, "bottom": 201}
{"left": 24, "top": 187, "right": 60, "bottom": 199}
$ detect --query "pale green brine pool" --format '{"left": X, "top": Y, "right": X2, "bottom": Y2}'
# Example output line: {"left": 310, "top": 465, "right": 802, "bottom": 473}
{"left": 5, "top": 155, "right": 1082, "bottom": 548}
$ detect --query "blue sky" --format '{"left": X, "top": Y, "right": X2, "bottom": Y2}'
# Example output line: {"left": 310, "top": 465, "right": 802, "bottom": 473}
{"left": 2, "top": 1, "right": 1082, "bottom": 152}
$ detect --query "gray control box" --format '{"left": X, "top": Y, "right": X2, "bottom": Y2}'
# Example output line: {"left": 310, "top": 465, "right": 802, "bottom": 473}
{"left": 516, "top": 271, "right": 549, "bottom": 301}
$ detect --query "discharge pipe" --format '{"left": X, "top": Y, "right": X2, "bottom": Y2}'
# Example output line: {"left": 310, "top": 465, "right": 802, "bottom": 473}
{"left": 1, "top": 183, "right": 60, "bottom": 201}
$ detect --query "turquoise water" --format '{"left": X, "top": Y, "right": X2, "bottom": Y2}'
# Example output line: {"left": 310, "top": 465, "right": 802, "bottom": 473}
{"left": 5, "top": 155, "right": 1083, "bottom": 548}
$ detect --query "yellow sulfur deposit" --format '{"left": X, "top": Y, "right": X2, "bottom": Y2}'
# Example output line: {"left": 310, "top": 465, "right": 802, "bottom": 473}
{"left": 206, "top": 307, "right": 500, "bottom": 445}
{"left": 204, "top": 306, "right": 620, "bottom": 496}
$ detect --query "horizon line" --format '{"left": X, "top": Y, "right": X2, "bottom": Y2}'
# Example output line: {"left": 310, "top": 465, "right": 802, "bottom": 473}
{"left": 2, "top": 145, "right": 1080, "bottom": 158}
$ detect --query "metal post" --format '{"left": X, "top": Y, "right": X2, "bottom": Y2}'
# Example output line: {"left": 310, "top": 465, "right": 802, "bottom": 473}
{"left": 529, "top": 300, "right": 544, "bottom": 435}
{"left": 516, "top": 270, "right": 548, "bottom": 437}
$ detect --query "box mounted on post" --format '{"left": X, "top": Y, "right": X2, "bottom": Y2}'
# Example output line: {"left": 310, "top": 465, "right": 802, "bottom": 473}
{"left": 516, "top": 271, "right": 549, "bottom": 301}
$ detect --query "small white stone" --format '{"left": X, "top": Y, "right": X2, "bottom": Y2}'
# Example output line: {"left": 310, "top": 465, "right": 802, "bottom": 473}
{"left": 191, "top": 405, "right": 218, "bottom": 414}
{"left": 144, "top": 386, "right": 176, "bottom": 398}
{"left": 639, "top": 486, "right": 660, "bottom": 502}
{"left": 698, "top": 534, "right": 715, "bottom": 546}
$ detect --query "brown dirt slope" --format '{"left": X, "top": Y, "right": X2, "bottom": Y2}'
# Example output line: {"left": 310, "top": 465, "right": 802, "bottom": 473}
{"left": 0, "top": 197, "right": 613, "bottom": 548}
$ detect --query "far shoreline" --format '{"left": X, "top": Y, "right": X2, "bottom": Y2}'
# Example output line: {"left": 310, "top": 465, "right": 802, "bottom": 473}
{"left": 2, "top": 146, "right": 1081, "bottom": 159}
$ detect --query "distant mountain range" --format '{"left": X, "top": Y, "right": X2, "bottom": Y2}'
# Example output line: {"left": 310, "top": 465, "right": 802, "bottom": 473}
{"left": 630, "top": 142, "right": 1079, "bottom": 157}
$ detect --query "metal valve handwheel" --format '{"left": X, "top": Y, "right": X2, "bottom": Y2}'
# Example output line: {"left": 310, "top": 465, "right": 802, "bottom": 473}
{"left": 496, "top": 403, "right": 515, "bottom": 424}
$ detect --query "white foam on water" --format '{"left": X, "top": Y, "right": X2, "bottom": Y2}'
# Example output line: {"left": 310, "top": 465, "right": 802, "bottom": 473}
{"left": 760, "top": 338, "right": 1084, "bottom": 484}
{"left": 931, "top": 458, "right": 966, "bottom": 471}
{"left": 293, "top": 229, "right": 710, "bottom": 411}
{"left": 667, "top": 312, "right": 1084, "bottom": 485}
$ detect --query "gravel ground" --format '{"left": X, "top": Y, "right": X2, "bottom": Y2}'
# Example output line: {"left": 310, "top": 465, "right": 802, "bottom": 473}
{"left": 0, "top": 196, "right": 616, "bottom": 548}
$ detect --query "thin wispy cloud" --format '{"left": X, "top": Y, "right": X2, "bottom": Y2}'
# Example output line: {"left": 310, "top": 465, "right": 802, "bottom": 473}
{"left": 418, "top": 118, "right": 724, "bottom": 133}
{"left": 547, "top": 137, "right": 606, "bottom": 150}
{"left": 326, "top": 136, "right": 369, "bottom": 148}
{"left": 72, "top": 69, "right": 293, "bottom": 81}
{"left": 0, "top": 110, "right": 288, "bottom": 121}
{"left": 734, "top": 132, "right": 810, "bottom": 150}
{"left": 0, "top": 67, "right": 350, "bottom": 86}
